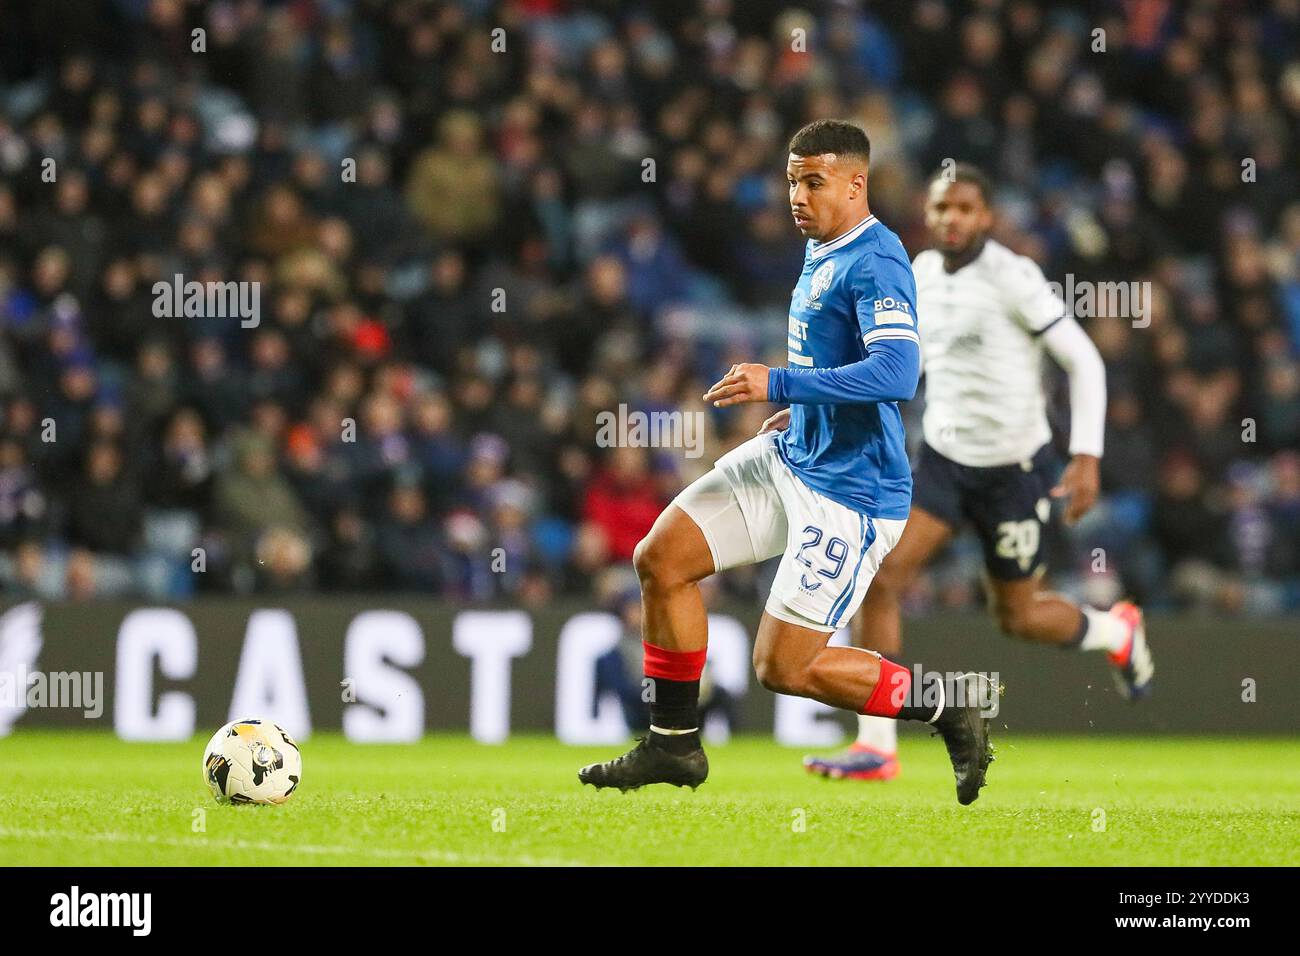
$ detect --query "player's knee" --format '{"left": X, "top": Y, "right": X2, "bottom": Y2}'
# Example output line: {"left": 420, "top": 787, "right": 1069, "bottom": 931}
{"left": 752, "top": 649, "right": 807, "bottom": 697}
{"left": 994, "top": 601, "right": 1034, "bottom": 639}
{"left": 633, "top": 533, "right": 680, "bottom": 590}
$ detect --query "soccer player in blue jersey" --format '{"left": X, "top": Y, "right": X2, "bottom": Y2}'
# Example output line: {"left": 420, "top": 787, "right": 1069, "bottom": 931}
{"left": 579, "top": 120, "right": 994, "bottom": 804}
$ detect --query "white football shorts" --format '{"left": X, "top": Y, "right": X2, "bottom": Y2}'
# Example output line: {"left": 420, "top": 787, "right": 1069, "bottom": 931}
{"left": 674, "top": 431, "right": 906, "bottom": 633}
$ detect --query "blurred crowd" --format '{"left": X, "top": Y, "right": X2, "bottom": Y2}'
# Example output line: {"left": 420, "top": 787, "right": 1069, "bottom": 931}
{"left": 0, "top": 0, "right": 1297, "bottom": 614}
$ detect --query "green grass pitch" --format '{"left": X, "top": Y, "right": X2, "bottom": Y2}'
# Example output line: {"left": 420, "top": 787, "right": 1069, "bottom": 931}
{"left": 0, "top": 732, "right": 1295, "bottom": 866}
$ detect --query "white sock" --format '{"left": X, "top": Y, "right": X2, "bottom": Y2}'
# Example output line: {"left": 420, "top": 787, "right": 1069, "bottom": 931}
{"left": 1079, "top": 607, "right": 1128, "bottom": 654}
{"left": 855, "top": 714, "right": 897, "bottom": 754}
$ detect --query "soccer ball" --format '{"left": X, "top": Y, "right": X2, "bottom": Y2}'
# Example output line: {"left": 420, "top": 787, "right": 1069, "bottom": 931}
{"left": 202, "top": 718, "right": 302, "bottom": 805}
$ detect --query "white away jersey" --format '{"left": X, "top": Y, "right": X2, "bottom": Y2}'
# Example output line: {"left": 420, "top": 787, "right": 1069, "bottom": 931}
{"left": 913, "top": 239, "right": 1066, "bottom": 467}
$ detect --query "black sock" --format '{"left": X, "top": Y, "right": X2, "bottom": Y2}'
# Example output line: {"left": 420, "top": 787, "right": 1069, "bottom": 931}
{"left": 896, "top": 670, "right": 945, "bottom": 723}
{"left": 647, "top": 677, "right": 701, "bottom": 753}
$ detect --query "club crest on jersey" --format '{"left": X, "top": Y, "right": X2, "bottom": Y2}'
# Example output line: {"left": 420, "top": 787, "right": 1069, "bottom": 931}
{"left": 808, "top": 260, "right": 835, "bottom": 302}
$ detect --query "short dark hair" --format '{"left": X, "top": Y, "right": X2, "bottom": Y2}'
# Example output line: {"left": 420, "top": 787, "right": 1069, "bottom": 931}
{"left": 788, "top": 120, "right": 871, "bottom": 164}
{"left": 929, "top": 162, "right": 992, "bottom": 203}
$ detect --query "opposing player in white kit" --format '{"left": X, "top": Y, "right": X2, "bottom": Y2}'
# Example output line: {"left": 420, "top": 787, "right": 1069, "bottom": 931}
{"left": 802, "top": 164, "right": 1154, "bottom": 782}
{"left": 579, "top": 122, "right": 995, "bottom": 804}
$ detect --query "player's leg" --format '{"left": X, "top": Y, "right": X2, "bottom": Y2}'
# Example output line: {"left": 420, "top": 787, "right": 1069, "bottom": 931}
{"left": 986, "top": 574, "right": 1089, "bottom": 646}
{"left": 804, "top": 506, "right": 954, "bottom": 779}
{"left": 753, "top": 612, "right": 886, "bottom": 709}
{"left": 635, "top": 503, "right": 715, "bottom": 656}
{"left": 977, "top": 446, "right": 1153, "bottom": 699}
{"left": 806, "top": 441, "right": 964, "bottom": 776}
{"left": 986, "top": 575, "right": 1153, "bottom": 699}
{"left": 760, "top": 472, "right": 992, "bottom": 804}
{"left": 579, "top": 436, "right": 788, "bottom": 791}
{"left": 754, "top": 602, "right": 993, "bottom": 805}
{"left": 576, "top": 505, "right": 717, "bottom": 791}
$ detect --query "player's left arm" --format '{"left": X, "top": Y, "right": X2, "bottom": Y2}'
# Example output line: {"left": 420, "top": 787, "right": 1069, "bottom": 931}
{"left": 1007, "top": 257, "right": 1107, "bottom": 525}
{"left": 1042, "top": 317, "right": 1106, "bottom": 524}
{"left": 763, "top": 337, "right": 919, "bottom": 405}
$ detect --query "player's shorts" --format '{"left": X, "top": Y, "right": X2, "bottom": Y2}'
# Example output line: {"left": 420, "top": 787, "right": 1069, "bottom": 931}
{"left": 911, "top": 441, "right": 1062, "bottom": 580}
{"left": 674, "top": 431, "right": 906, "bottom": 633}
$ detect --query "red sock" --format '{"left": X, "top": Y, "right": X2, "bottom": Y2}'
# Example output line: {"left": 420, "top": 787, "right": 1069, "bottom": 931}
{"left": 860, "top": 657, "right": 912, "bottom": 718}
{"left": 642, "top": 641, "right": 706, "bottom": 736}
{"left": 642, "top": 640, "right": 706, "bottom": 682}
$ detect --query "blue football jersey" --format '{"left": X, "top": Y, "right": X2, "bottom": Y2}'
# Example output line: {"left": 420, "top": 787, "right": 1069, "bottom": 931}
{"left": 776, "top": 214, "right": 919, "bottom": 519}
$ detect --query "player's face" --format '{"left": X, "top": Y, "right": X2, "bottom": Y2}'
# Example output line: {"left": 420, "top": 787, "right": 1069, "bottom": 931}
{"left": 787, "top": 153, "right": 864, "bottom": 242}
{"left": 924, "top": 180, "right": 993, "bottom": 255}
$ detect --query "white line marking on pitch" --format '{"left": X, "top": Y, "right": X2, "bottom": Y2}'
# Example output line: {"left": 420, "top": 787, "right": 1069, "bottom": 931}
{"left": 0, "top": 826, "right": 588, "bottom": 867}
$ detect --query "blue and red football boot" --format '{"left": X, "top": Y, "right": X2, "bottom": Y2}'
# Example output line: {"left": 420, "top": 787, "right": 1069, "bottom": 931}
{"left": 802, "top": 742, "right": 900, "bottom": 781}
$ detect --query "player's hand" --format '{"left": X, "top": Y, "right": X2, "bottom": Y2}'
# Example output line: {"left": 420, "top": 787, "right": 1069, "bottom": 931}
{"left": 1051, "top": 453, "right": 1100, "bottom": 525}
{"left": 757, "top": 407, "right": 791, "bottom": 435}
{"left": 703, "top": 363, "right": 770, "bottom": 408}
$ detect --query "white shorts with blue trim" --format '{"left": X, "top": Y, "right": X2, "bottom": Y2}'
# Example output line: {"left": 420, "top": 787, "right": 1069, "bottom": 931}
{"left": 674, "top": 432, "right": 907, "bottom": 633}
